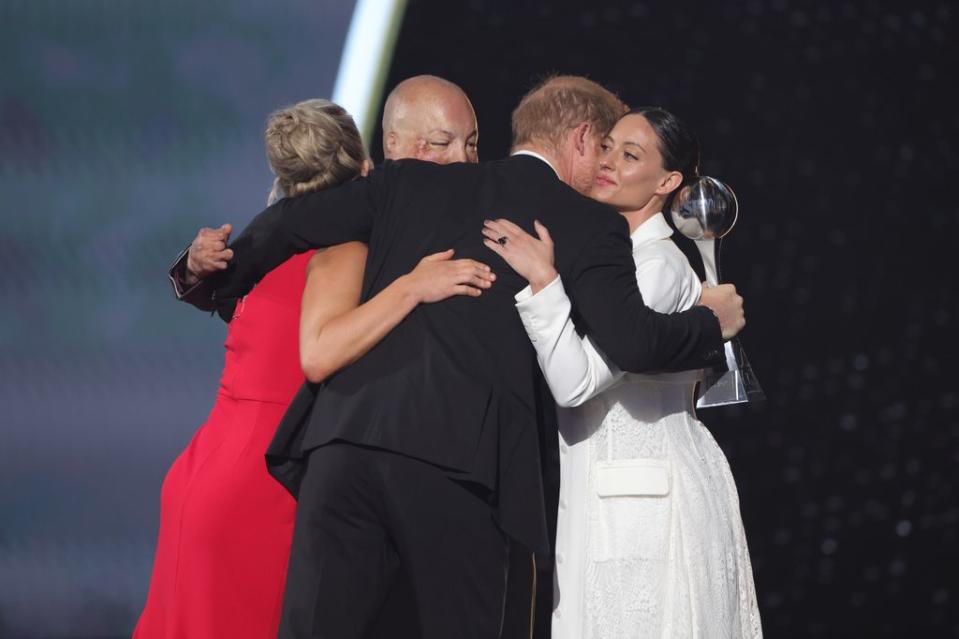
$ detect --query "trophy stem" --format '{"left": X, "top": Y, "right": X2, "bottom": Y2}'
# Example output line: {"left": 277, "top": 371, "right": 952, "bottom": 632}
{"left": 714, "top": 235, "right": 724, "bottom": 283}
{"left": 692, "top": 235, "right": 766, "bottom": 408}
{"left": 694, "top": 237, "right": 719, "bottom": 287}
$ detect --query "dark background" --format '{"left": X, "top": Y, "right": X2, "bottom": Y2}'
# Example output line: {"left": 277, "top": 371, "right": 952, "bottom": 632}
{"left": 376, "top": 1, "right": 958, "bottom": 636}
{"left": 2, "top": 0, "right": 956, "bottom": 637}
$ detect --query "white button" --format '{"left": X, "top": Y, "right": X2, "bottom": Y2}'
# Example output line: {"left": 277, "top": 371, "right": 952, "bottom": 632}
{"left": 556, "top": 553, "right": 565, "bottom": 564}
{"left": 559, "top": 498, "right": 568, "bottom": 509}
{"left": 560, "top": 443, "right": 569, "bottom": 454}
{"left": 554, "top": 608, "right": 562, "bottom": 619}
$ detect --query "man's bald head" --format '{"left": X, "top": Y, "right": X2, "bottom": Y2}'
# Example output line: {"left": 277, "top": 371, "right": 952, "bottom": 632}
{"left": 382, "top": 75, "right": 479, "bottom": 164}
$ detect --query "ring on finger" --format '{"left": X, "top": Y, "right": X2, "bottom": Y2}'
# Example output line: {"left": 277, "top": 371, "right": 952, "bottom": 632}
{"left": 496, "top": 235, "right": 509, "bottom": 246}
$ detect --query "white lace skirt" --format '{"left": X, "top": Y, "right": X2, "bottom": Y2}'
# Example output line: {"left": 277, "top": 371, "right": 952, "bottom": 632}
{"left": 558, "top": 402, "right": 763, "bottom": 639}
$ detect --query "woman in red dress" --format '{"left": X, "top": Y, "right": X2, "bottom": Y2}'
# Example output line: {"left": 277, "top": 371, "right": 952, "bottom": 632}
{"left": 134, "top": 98, "right": 492, "bottom": 638}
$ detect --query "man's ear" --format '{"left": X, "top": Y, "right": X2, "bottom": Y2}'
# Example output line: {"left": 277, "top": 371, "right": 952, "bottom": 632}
{"left": 361, "top": 159, "right": 372, "bottom": 177}
{"left": 573, "top": 122, "right": 592, "bottom": 157}
{"left": 384, "top": 131, "right": 398, "bottom": 158}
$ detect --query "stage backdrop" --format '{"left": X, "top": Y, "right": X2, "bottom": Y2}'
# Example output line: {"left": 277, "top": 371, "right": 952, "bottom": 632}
{"left": 372, "top": 0, "right": 958, "bottom": 637}
{"left": 0, "top": 1, "right": 413, "bottom": 635}
{"left": 2, "top": 1, "right": 956, "bottom": 638}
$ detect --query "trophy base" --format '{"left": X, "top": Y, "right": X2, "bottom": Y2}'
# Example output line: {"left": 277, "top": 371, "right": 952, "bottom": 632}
{"left": 696, "top": 344, "right": 766, "bottom": 409}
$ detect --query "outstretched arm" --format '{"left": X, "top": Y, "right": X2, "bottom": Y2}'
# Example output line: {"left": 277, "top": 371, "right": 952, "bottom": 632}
{"left": 484, "top": 214, "right": 742, "bottom": 374}
{"left": 215, "top": 176, "right": 380, "bottom": 299}
{"left": 299, "top": 244, "right": 495, "bottom": 383}
{"left": 567, "top": 218, "right": 738, "bottom": 372}
{"left": 173, "top": 166, "right": 390, "bottom": 315}
{"left": 514, "top": 247, "right": 705, "bottom": 405}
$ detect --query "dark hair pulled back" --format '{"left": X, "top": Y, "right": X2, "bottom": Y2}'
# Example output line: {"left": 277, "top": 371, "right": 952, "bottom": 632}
{"left": 629, "top": 107, "right": 700, "bottom": 188}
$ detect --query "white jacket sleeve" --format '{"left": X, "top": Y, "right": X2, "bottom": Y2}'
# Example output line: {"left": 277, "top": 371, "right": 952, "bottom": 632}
{"left": 632, "top": 252, "right": 702, "bottom": 315}
{"left": 516, "top": 276, "right": 623, "bottom": 407}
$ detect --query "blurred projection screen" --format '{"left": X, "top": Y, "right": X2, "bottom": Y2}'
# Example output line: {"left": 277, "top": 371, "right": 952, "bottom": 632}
{"left": 0, "top": 1, "right": 405, "bottom": 636}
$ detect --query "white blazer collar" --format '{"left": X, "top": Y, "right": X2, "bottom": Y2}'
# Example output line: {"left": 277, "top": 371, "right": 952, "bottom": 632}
{"left": 629, "top": 212, "right": 674, "bottom": 249}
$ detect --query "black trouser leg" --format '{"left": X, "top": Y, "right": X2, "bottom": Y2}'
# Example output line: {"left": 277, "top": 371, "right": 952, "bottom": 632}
{"left": 278, "top": 445, "right": 399, "bottom": 639}
{"left": 379, "top": 452, "right": 510, "bottom": 639}
{"left": 279, "top": 444, "right": 509, "bottom": 639}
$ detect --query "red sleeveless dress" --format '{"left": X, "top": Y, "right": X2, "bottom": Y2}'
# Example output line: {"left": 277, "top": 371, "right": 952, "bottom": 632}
{"left": 134, "top": 252, "right": 313, "bottom": 639}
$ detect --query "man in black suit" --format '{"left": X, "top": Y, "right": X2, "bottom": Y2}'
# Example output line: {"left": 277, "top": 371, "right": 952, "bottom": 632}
{"left": 179, "top": 75, "right": 744, "bottom": 638}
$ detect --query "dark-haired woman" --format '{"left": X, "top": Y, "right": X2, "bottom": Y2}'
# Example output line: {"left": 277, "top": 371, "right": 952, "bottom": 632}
{"left": 486, "top": 109, "right": 762, "bottom": 637}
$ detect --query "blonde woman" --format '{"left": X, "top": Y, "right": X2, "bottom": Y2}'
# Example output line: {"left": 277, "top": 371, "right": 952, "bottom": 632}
{"left": 135, "top": 98, "right": 492, "bottom": 638}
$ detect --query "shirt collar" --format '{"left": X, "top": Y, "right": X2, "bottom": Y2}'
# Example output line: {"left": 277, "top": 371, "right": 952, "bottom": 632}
{"left": 510, "top": 150, "right": 560, "bottom": 179}
{"left": 630, "top": 212, "right": 674, "bottom": 248}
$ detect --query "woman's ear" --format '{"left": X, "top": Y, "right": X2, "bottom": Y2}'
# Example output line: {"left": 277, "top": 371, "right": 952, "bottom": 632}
{"left": 657, "top": 171, "right": 684, "bottom": 196}
{"left": 361, "top": 159, "right": 372, "bottom": 177}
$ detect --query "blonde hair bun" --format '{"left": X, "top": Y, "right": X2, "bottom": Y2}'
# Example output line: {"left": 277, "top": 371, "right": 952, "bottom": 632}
{"left": 265, "top": 98, "right": 367, "bottom": 203}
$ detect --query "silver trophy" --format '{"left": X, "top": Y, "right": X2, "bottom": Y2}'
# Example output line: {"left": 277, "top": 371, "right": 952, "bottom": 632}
{"left": 670, "top": 176, "right": 765, "bottom": 408}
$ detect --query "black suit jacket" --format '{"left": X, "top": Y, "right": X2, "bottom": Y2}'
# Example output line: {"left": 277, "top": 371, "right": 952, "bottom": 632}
{"left": 193, "top": 155, "right": 724, "bottom": 553}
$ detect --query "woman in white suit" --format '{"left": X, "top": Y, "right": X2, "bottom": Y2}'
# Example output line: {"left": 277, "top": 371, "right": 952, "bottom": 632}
{"left": 484, "top": 109, "right": 762, "bottom": 638}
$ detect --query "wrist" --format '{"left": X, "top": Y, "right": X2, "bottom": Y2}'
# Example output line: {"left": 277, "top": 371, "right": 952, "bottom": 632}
{"left": 528, "top": 267, "right": 558, "bottom": 294}
{"left": 395, "top": 274, "right": 423, "bottom": 306}
{"left": 181, "top": 259, "right": 201, "bottom": 286}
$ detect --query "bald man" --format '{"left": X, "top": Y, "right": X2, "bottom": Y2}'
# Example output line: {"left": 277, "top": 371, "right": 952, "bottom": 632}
{"left": 173, "top": 75, "right": 480, "bottom": 288}
{"left": 381, "top": 74, "right": 478, "bottom": 164}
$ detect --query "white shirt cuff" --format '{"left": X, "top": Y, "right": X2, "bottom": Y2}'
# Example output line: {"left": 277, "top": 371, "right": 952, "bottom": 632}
{"left": 514, "top": 274, "right": 563, "bottom": 304}
{"left": 514, "top": 275, "right": 571, "bottom": 342}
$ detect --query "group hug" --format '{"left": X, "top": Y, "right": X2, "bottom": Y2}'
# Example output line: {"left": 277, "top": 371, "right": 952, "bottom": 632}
{"left": 133, "top": 74, "right": 762, "bottom": 638}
